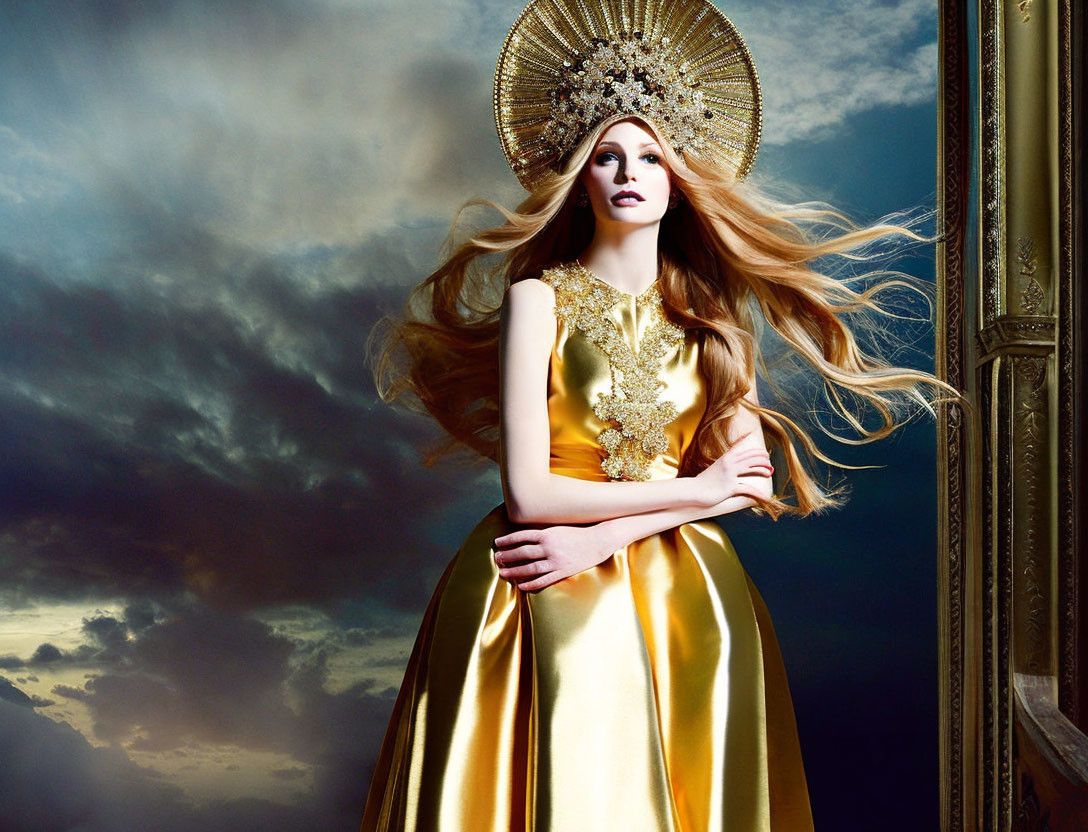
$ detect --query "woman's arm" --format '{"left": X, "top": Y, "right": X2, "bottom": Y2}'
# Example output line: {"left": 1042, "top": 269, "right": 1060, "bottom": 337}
{"left": 591, "top": 367, "right": 775, "bottom": 549}
{"left": 594, "top": 491, "right": 761, "bottom": 555}
{"left": 494, "top": 359, "right": 775, "bottom": 591}
{"left": 499, "top": 278, "right": 727, "bottom": 524}
{"left": 494, "top": 464, "right": 769, "bottom": 592}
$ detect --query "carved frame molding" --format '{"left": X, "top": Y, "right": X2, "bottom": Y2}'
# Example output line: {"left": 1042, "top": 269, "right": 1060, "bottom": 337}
{"left": 938, "top": 0, "right": 1084, "bottom": 829}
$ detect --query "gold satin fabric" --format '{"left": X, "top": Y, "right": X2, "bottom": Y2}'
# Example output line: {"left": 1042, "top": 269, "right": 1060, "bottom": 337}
{"left": 361, "top": 286, "right": 814, "bottom": 831}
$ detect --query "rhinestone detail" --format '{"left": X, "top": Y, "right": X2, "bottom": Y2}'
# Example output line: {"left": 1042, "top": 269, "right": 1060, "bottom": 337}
{"left": 541, "top": 261, "right": 686, "bottom": 481}
{"left": 544, "top": 34, "right": 712, "bottom": 162}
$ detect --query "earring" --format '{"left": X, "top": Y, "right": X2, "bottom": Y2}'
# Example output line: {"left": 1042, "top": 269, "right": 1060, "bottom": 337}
{"left": 575, "top": 189, "right": 589, "bottom": 207}
{"left": 668, "top": 190, "right": 681, "bottom": 210}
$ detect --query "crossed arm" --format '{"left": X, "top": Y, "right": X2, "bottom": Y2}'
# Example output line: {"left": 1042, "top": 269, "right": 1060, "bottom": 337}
{"left": 496, "top": 278, "right": 774, "bottom": 589}
{"left": 498, "top": 278, "right": 719, "bottom": 524}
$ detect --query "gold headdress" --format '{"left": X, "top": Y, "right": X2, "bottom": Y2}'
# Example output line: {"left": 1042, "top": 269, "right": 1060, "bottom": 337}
{"left": 493, "top": 0, "right": 762, "bottom": 191}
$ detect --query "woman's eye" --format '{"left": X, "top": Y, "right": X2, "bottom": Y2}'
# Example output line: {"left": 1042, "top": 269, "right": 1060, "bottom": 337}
{"left": 595, "top": 151, "right": 617, "bottom": 164}
{"left": 642, "top": 153, "right": 661, "bottom": 164}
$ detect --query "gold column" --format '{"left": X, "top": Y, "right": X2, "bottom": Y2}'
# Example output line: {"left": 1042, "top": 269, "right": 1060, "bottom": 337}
{"left": 976, "top": 0, "right": 1059, "bottom": 828}
{"left": 940, "top": 0, "right": 1083, "bottom": 829}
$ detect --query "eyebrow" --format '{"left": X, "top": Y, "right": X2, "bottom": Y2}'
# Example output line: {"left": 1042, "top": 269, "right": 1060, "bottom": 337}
{"left": 596, "top": 140, "right": 662, "bottom": 149}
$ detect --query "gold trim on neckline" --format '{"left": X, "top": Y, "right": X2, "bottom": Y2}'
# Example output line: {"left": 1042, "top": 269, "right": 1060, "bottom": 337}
{"left": 571, "top": 260, "right": 659, "bottom": 303}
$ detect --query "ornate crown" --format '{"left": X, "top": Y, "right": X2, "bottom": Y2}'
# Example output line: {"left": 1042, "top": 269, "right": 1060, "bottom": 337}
{"left": 494, "top": 0, "right": 762, "bottom": 192}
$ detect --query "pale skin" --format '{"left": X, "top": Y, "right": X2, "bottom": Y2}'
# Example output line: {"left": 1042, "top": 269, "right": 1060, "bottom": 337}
{"left": 494, "top": 118, "right": 774, "bottom": 591}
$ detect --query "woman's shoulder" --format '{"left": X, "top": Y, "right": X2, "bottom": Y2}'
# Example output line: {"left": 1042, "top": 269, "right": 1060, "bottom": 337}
{"left": 503, "top": 270, "right": 560, "bottom": 329}
{"left": 505, "top": 262, "right": 578, "bottom": 305}
{"left": 505, "top": 275, "right": 556, "bottom": 305}
{"left": 501, "top": 272, "right": 559, "bottom": 349}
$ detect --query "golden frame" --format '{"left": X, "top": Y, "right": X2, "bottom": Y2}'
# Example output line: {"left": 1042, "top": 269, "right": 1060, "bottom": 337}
{"left": 937, "top": 0, "right": 1087, "bottom": 828}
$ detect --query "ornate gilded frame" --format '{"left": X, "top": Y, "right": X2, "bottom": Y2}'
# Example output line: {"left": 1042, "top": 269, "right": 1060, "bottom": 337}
{"left": 937, "top": 0, "right": 1086, "bottom": 828}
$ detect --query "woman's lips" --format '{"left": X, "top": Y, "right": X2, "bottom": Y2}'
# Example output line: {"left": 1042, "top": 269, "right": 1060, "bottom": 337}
{"left": 611, "top": 191, "right": 644, "bottom": 205}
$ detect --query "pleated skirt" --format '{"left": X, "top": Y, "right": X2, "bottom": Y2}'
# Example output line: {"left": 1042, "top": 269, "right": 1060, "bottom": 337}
{"left": 360, "top": 504, "right": 813, "bottom": 831}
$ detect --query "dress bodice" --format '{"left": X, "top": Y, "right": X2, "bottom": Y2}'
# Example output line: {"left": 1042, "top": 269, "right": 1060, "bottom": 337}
{"left": 539, "top": 261, "right": 707, "bottom": 483}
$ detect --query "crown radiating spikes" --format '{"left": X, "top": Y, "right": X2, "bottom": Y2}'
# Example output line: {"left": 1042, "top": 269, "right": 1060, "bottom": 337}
{"left": 494, "top": 0, "right": 762, "bottom": 192}
{"left": 544, "top": 33, "right": 712, "bottom": 159}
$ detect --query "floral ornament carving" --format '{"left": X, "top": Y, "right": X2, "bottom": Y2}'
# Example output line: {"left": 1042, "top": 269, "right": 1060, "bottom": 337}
{"left": 541, "top": 261, "right": 685, "bottom": 481}
{"left": 1016, "top": 235, "right": 1043, "bottom": 314}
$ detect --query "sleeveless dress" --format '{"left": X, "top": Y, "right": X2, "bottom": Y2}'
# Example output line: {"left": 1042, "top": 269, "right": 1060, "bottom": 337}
{"left": 360, "top": 261, "right": 814, "bottom": 831}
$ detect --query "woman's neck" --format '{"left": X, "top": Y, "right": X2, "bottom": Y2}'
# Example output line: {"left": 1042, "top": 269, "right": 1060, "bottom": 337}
{"left": 578, "top": 222, "right": 660, "bottom": 294}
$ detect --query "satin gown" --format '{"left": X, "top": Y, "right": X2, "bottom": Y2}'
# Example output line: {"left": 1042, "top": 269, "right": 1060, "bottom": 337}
{"left": 360, "top": 262, "right": 814, "bottom": 831}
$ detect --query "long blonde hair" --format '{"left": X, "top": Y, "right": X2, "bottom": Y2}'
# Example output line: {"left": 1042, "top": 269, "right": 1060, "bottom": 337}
{"left": 368, "top": 113, "right": 957, "bottom": 517}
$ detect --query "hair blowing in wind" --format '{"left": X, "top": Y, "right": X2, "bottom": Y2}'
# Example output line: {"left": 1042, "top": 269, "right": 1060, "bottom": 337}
{"left": 368, "top": 114, "right": 959, "bottom": 517}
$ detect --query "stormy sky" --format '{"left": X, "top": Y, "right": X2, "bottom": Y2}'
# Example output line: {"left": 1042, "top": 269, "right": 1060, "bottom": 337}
{"left": 0, "top": 1, "right": 941, "bottom": 829}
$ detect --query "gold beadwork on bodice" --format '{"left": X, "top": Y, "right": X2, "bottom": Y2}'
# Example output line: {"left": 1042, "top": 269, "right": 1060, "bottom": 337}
{"left": 540, "top": 261, "right": 687, "bottom": 481}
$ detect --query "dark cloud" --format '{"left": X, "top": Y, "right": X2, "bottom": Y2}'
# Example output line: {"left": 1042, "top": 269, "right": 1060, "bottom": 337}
{"left": 389, "top": 54, "right": 504, "bottom": 198}
{"left": 82, "top": 614, "right": 130, "bottom": 651}
{"left": 362, "top": 652, "right": 412, "bottom": 669}
{"left": 0, "top": 698, "right": 349, "bottom": 832}
{"left": 1, "top": 0, "right": 517, "bottom": 251}
{"left": 1, "top": 599, "right": 399, "bottom": 828}
{"left": 0, "top": 676, "right": 37, "bottom": 708}
{"left": 22, "top": 602, "right": 397, "bottom": 767}
{"left": 0, "top": 0, "right": 505, "bottom": 623}
{"left": 0, "top": 191, "right": 456, "bottom": 820}
{"left": 0, "top": 241, "right": 485, "bottom": 610}
{"left": 121, "top": 599, "right": 159, "bottom": 633}
{"left": 29, "top": 643, "right": 64, "bottom": 664}
{"left": 0, "top": 1, "right": 329, "bottom": 117}
{"left": 270, "top": 767, "right": 308, "bottom": 781}
{"left": 338, "top": 625, "right": 408, "bottom": 648}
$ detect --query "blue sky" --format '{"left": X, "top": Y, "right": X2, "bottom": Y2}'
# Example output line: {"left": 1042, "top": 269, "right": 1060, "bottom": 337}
{"left": 0, "top": 1, "right": 940, "bottom": 829}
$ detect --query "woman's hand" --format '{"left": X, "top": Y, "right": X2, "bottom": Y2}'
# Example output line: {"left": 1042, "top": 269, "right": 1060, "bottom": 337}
{"left": 692, "top": 433, "right": 774, "bottom": 505}
{"left": 492, "top": 523, "right": 619, "bottom": 592}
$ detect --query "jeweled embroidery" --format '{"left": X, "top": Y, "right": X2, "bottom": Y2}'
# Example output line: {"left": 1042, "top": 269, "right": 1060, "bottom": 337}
{"left": 540, "top": 261, "right": 685, "bottom": 481}
{"left": 543, "top": 34, "right": 715, "bottom": 164}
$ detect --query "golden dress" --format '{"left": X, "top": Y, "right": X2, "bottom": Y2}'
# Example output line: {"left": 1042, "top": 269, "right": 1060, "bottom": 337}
{"left": 360, "top": 262, "right": 813, "bottom": 831}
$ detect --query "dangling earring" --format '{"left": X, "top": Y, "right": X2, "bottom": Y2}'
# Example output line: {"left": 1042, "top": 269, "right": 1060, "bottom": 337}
{"left": 668, "top": 190, "right": 681, "bottom": 210}
{"left": 575, "top": 189, "right": 589, "bottom": 207}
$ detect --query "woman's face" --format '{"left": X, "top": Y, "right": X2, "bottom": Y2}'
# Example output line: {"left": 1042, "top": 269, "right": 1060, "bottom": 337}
{"left": 578, "top": 119, "right": 672, "bottom": 225}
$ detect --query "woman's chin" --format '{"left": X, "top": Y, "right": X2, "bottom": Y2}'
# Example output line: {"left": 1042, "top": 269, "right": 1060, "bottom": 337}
{"left": 599, "top": 206, "right": 664, "bottom": 224}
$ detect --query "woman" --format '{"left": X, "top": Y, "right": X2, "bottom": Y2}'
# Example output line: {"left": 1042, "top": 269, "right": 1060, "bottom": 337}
{"left": 362, "top": 1, "right": 953, "bottom": 829}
